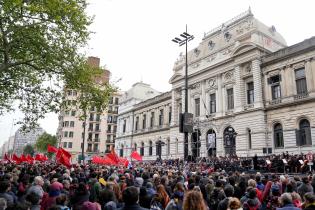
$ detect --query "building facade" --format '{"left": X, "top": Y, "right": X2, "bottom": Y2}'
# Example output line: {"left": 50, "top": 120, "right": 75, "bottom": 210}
{"left": 57, "top": 57, "right": 121, "bottom": 162}
{"left": 115, "top": 9, "right": 315, "bottom": 160}
{"left": 14, "top": 127, "right": 45, "bottom": 154}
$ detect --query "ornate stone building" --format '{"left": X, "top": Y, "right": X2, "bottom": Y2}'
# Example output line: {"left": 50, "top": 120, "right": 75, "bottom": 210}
{"left": 116, "top": 9, "right": 315, "bottom": 160}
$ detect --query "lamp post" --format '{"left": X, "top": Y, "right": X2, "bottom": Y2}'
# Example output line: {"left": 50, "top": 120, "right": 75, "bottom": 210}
{"left": 156, "top": 137, "right": 165, "bottom": 161}
{"left": 172, "top": 25, "right": 194, "bottom": 161}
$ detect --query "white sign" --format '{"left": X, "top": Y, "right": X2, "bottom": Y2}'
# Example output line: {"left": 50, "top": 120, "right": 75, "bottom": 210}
{"left": 266, "top": 160, "right": 271, "bottom": 165}
{"left": 208, "top": 134, "right": 215, "bottom": 148}
{"left": 282, "top": 159, "right": 288, "bottom": 164}
{"left": 299, "top": 160, "right": 304, "bottom": 165}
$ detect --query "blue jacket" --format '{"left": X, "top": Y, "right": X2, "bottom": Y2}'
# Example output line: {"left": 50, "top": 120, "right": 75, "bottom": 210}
{"left": 276, "top": 204, "right": 301, "bottom": 210}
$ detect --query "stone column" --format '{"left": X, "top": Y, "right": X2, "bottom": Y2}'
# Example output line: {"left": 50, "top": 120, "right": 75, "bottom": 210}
{"left": 263, "top": 73, "right": 271, "bottom": 102}
{"left": 200, "top": 81, "right": 206, "bottom": 117}
{"left": 252, "top": 59, "right": 263, "bottom": 108}
{"left": 217, "top": 74, "right": 223, "bottom": 116}
{"left": 171, "top": 91, "right": 176, "bottom": 126}
{"left": 234, "top": 65, "right": 243, "bottom": 111}
{"left": 280, "top": 67, "right": 287, "bottom": 97}
{"left": 305, "top": 59, "right": 314, "bottom": 91}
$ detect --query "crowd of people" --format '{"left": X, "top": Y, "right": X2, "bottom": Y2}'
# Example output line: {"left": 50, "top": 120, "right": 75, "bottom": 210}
{"left": 0, "top": 154, "right": 314, "bottom": 210}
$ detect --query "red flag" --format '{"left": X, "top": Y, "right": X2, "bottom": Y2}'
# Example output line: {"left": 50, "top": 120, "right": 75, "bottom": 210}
{"left": 42, "top": 155, "right": 48, "bottom": 161}
{"left": 59, "top": 154, "right": 71, "bottom": 168}
{"left": 12, "top": 154, "right": 21, "bottom": 163}
{"left": 119, "top": 157, "right": 130, "bottom": 167}
{"left": 35, "top": 154, "right": 44, "bottom": 162}
{"left": 47, "top": 145, "right": 58, "bottom": 153}
{"left": 4, "top": 154, "right": 11, "bottom": 163}
{"left": 130, "top": 150, "right": 142, "bottom": 161}
{"left": 106, "top": 147, "right": 120, "bottom": 164}
{"left": 20, "top": 154, "right": 27, "bottom": 162}
{"left": 56, "top": 148, "right": 71, "bottom": 159}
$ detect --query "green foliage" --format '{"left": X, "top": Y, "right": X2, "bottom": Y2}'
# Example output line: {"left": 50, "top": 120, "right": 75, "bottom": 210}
{"left": 0, "top": 0, "right": 109, "bottom": 130}
{"left": 23, "top": 144, "right": 35, "bottom": 156}
{"left": 35, "top": 132, "right": 57, "bottom": 153}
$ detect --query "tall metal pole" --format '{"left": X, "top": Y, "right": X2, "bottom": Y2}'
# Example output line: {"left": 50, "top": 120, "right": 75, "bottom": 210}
{"left": 81, "top": 111, "right": 86, "bottom": 165}
{"left": 184, "top": 24, "right": 189, "bottom": 161}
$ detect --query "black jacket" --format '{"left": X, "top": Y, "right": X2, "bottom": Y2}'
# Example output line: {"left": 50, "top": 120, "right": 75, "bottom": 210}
{"left": 304, "top": 204, "right": 315, "bottom": 210}
{"left": 118, "top": 203, "right": 149, "bottom": 210}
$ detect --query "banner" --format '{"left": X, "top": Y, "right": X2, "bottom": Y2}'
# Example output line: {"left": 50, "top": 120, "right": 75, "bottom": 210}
{"left": 208, "top": 134, "right": 215, "bottom": 148}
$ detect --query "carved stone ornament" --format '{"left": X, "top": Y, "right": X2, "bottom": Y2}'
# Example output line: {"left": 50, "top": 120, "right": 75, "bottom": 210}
{"left": 207, "top": 78, "right": 217, "bottom": 88}
{"left": 208, "top": 40, "right": 215, "bottom": 50}
{"left": 207, "top": 54, "right": 217, "bottom": 62}
{"left": 190, "top": 83, "right": 201, "bottom": 94}
{"left": 223, "top": 71, "right": 234, "bottom": 83}
{"left": 292, "top": 62, "right": 305, "bottom": 70}
{"left": 224, "top": 32, "right": 232, "bottom": 42}
{"left": 222, "top": 48, "right": 232, "bottom": 55}
{"left": 194, "top": 48, "right": 201, "bottom": 57}
{"left": 244, "top": 63, "right": 252, "bottom": 73}
{"left": 191, "top": 62, "right": 200, "bottom": 68}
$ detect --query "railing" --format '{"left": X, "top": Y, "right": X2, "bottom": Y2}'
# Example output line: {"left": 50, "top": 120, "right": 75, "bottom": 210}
{"left": 269, "top": 98, "right": 282, "bottom": 105}
{"left": 294, "top": 92, "right": 309, "bottom": 100}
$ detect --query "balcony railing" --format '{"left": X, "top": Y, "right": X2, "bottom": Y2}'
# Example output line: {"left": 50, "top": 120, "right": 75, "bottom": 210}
{"left": 294, "top": 92, "right": 309, "bottom": 100}
{"left": 269, "top": 98, "right": 282, "bottom": 105}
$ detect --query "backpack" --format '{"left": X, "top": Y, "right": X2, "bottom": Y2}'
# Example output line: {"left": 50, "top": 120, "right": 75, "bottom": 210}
{"left": 150, "top": 200, "right": 164, "bottom": 210}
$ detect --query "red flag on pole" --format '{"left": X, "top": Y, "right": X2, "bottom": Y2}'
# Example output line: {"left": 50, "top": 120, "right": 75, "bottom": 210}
{"left": 56, "top": 148, "right": 71, "bottom": 167}
{"left": 56, "top": 148, "right": 71, "bottom": 159}
{"left": 4, "top": 154, "right": 11, "bottom": 163}
{"left": 20, "top": 154, "right": 27, "bottom": 162}
{"left": 47, "top": 145, "right": 58, "bottom": 153}
{"left": 12, "top": 154, "right": 21, "bottom": 163}
{"left": 130, "top": 150, "right": 142, "bottom": 161}
{"left": 106, "top": 148, "right": 120, "bottom": 165}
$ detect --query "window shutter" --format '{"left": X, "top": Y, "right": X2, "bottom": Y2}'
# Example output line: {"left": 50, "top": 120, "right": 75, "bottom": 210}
{"left": 305, "top": 127, "right": 312, "bottom": 145}
{"left": 295, "top": 129, "right": 301, "bottom": 146}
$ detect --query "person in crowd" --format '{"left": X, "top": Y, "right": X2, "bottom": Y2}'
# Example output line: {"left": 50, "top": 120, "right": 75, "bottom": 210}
{"left": 0, "top": 198, "right": 7, "bottom": 210}
{"left": 228, "top": 197, "right": 242, "bottom": 210}
{"left": 241, "top": 187, "right": 261, "bottom": 210}
{"left": 55, "top": 194, "right": 70, "bottom": 210}
{"left": 266, "top": 184, "right": 281, "bottom": 210}
{"left": 303, "top": 192, "right": 315, "bottom": 210}
{"left": 218, "top": 185, "right": 235, "bottom": 210}
{"left": 70, "top": 182, "right": 90, "bottom": 210}
{"left": 182, "top": 191, "right": 207, "bottom": 210}
{"left": 277, "top": 193, "right": 300, "bottom": 210}
{"left": 25, "top": 191, "right": 41, "bottom": 210}
{"left": 297, "top": 177, "right": 313, "bottom": 201}
{"left": 27, "top": 176, "right": 44, "bottom": 199}
{"left": 118, "top": 186, "right": 149, "bottom": 210}
{"left": 0, "top": 180, "right": 15, "bottom": 207}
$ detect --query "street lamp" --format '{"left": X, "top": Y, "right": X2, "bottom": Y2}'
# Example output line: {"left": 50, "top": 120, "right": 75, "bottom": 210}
{"left": 172, "top": 25, "right": 194, "bottom": 161}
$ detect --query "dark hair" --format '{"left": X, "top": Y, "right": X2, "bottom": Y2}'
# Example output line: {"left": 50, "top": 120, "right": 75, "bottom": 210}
{"left": 304, "top": 192, "right": 315, "bottom": 203}
{"left": 0, "top": 180, "right": 10, "bottom": 193}
{"left": 56, "top": 194, "right": 67, "bottom": 205}
{"left": 122, "top": 186, "right": 139, "bottom": 205}
{"left": 224, "top": 185, "right": 234, "bottom": 197}
{"left": 25, "top": 192, "right": 41, "bottom": 205}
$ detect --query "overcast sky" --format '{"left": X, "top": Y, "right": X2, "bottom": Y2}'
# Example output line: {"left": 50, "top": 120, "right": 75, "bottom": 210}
{"left": 1, "top": 0, "right": 315, "bottom": 147}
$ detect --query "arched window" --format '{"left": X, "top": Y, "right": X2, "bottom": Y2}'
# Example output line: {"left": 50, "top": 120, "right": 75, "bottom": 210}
{"left": 149, "top": 141, "right": 153, "bottom": 156}
{"left": 274, "top": 123, "right": 283, "bottom": 148}
{"left": 297, "top": 119, "right": 312, "bottom": 146}
{"left": 167, "top": 139, "right": 170, "bottom": 155}
{"left": 140, "top": 142, "right": 144, "bottom": 156}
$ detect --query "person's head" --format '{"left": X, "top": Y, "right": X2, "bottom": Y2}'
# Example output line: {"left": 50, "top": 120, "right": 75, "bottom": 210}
{"left": 25, "top": 191, "right": 41, "bottom": 205}
{"left": 183, "top": 191, "right": 207, "bottom": 210}
{"left": 248, "top": 179, "right": 257, "bottom": 188}
{"left": 279, "top": 193, "right": 293, "bottom": 206}
{"left": 247, "top": 187, "right": 256, "bottom": 199}
{"left": 224, "top": 185, "right": 235, "bottom": 197}
{"left": 228, "top": 197, "right": 241, "bottom": 210}
{"left": 122, "top": 186, "right": 139, "bottom": 205}
{"left": 56, "top": 194, "right": 67, "bottom": 206}
{"left": 175, "top": 182, "right": 185, "bottom": 192}
{"left": 304, "top": 192, "right": 315, "bottom": 206}
{"left": 34, "top": 176, "right": 44, "bottom": 186}
{"left": 81, "top": 201, "right": 99, "bottom": 210}
{"left": 62, "top": 180, "right": 70, "bottom": 189}
{"left": 0, "top": 180, "right": 11, "bottom": 193}
{"left": 77, "top": 182, "right": 88, "bottom": 195}
{"left": 302, "top": 176, "right": 309, "bottom": 184}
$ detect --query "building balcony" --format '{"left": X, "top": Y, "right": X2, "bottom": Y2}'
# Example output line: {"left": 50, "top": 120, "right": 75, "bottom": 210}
{"left": 294, "top": 92, "right": 309, "bottom": 100}
{"left": 269, "top": 98, "right": 282, "bottom": 105}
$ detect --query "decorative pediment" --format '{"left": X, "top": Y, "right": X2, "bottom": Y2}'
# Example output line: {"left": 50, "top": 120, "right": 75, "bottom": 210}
{"left": 231, "top": 43, "right": 256, "bottom": 57}
{"left": 223, "top": 71, "right": 234, "bottom": 84}
{"left": 169, "top": 73, "right": 183, "bottom": 84}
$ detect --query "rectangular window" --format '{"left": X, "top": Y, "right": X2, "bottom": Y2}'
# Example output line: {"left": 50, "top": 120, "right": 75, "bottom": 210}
{"left": 107, "top": 135, "right": 111, "bottom": 141}
{"left": 109, "top": 97, "right": 113, "bottom": 104}
{"left": 123, "top": 120, "right": 126, "bottom": 133}
{"left": 115, "top": 98, "right": 119, "bottom": 105}
{"left": 88, "top": 123, "right": 93, "bottom": 131}
{"left": 295, "top": 68, "right": 308, "bottom": 95}
{"left": 113, "top": 126, "right": 117, "bottom": 133}
{"left": 71, "top": 110, "right": 76, "bottom": 116}
{"left": 67, "top": 90, "right": 72, "bottom": 96}
{"left": 88, "top": 133, "right": 92, "bottom": 141}
{"left": 70, "top": 121, "right": 75, "bottom": 127}
{"left": 93, "top": 144, "right": 98, "bottom": 152}
{"left": 107, "top": 125, "right": 111, "bottom": 132}
{"left": 64, "top": 131, "right": 68, "bottom": 137}
{"left": 95, "top": 124, "right": 100, "bottom": 131}
{"left": 210, "top": 93, "right": 216, "bottom": 114}
{"left": 227, "top": 88, "right": 234, "bottom": 110}
{"left": 68, "top": 142, "right": 72, "bottom": 148}
{"left": 195, "top": 98, "right": 200, "bottom": 117}
{"left": 143, "top": 114, "right": 146, "bottom": 129}
{"left": 272, "top": 85, "right": 281, "bottom": 100}
{"left": 72, "top": 91, "right": 77, "bottom": 96}
{"left": 89, "top": 113, "right": 94, "bottom": 121}
{"left": 95, "top": 134, "right": 99, "bottom": 141}
{"left": 65, "top": 111, "right": 70, "bottom": 116}
{"left": 247, "top": 82, "right": 254, "bottom": 104}
{"left": 87, "top": 144, "right": 92, "bottom": 152}
{"left": 159, "top": 109, "right": 164, "bottom": 126}
{"left": 135, "top": 116, "right": 139, "bottom": 131}
{"left": 64, "top": 121, "right": 69, "bottom": 127}
{"left": 63, "top": 142, "right": 67, "bottom": 148}
{"left": 69, "top": 131, "right": 74, "bottom": 138}
{"left": 150, "top": 112, "right": 155, "bottom": 127}
{"left": 169, "top": 107, "right": 172, "bottom": 124}
{"left": 95, "top": 114, "right": 100, "bottom": 122}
